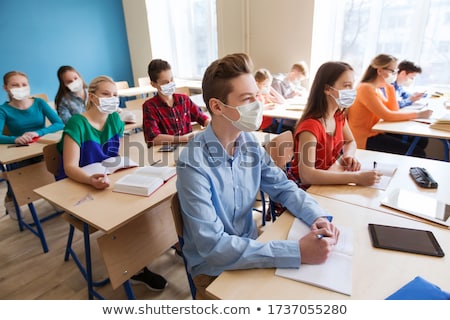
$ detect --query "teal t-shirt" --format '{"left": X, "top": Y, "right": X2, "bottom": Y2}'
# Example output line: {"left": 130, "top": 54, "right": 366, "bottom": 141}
{"left": 57, "top": 112, "right": 124, "bottom": 179}
{"left": 0, "top": 97, "right": 64, "bottom": 144}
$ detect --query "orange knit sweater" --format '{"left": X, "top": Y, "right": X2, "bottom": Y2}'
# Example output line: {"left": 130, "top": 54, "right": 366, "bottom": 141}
{"left": 348, "top": 82, "right": 417, "bottom": 149}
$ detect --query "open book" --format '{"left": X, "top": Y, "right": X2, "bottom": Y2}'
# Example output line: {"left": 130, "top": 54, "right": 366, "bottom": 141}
{"left": 112, "top": 166, "right": 176, "bottom": 196}
{"left": 275, "top": 218, "right": 353, "bottom": 295}
{"left": 81, "top": 156, "right": 138, "bottom": 176}
{"left": 360, "top": 160, "right": 397, "bottom": 190}
{"left": 430, "top": 112, "right": 450, "bottom": 132}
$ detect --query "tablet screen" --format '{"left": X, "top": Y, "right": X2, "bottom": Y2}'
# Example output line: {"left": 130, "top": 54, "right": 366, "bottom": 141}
{"left": 368, "top": 224, "right": 444, "bottom": 257}
{"left": 380, "top": 188, "right": 450, "bottom": 227}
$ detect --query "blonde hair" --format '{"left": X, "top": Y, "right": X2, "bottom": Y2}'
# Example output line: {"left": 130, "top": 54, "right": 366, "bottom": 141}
{"left": 3, "top": 71, "right": 28, "bottom": 85}
{"left": 86, "top": 75, "right": 116, "bottom": 110}
{"left": 254, "top": 68, "right": 273, "bottom": 83}
{"left": 361, "top": 54, "right": 397, "bottom": 83}
{"left": 291, "top": 61, "right": 309, "bottom": 77}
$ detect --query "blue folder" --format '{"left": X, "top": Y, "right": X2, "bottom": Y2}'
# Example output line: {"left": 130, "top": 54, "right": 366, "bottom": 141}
{"left": 386, "top": 276, "right": 450, "bottom": 300}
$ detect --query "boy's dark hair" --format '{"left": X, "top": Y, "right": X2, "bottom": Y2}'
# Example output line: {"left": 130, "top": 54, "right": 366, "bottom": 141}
{"left": 397, "top": 60, "right": 422, "bottom": 74}
{"left": 147, "top": 59, "right": 171, "bottom": 82}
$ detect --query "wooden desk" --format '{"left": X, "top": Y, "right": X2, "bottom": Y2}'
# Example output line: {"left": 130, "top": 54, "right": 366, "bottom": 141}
{"left": 0, "top": 139, "right": 62, "bottom": 253}
{"left": 372, "top": 98, "right": 450, "bottom": 160}
{"left": 262, "top": 105, "right": 303, "bottom": 121}
{"left": 118, "top": 86, "right": 156, "bottom": 98}
{"left": 206, "top": 195, "right": 450, "bottom": 299}
{"left": 34, "top": 136, "right": 179, "bottom": 294}
{"left": 123, "top": 109, "right": 143, "bottom": 132}
{"left": 0, "top": 143, "right": 46, "bottom": 165}
{"left": 307, "top": 149, "right": 450, "bottom": 227}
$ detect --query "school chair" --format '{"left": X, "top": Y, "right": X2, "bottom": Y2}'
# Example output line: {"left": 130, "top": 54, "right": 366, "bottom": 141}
{"left": 125, "top": 98, "right": 147, "bottom": 110}
{"left": 170, "top": 192, "right": 197, "bottom": 299}
{"left": 42, "top": 143, "right": 110, "bottom": 299}
{"left": 261, "top": 130, "right": 294, "bottom": 225}
{"left": 31, "top": 93, "right": 49, "bottom": 102}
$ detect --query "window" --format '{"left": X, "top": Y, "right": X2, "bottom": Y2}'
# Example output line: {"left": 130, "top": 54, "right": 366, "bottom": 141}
{"left": 146, "top": 0, "right": 218, "bottom": 80}
{"left": 312, "top": 0, "right": 450, "bottom": 86}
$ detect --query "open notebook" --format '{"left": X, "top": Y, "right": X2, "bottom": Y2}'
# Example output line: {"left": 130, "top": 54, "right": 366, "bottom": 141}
{"left": 275, "top": 218, "right": 353, "bottom": 296}
{"left": 360, "top": 161, "right": 397, "bottom": 190}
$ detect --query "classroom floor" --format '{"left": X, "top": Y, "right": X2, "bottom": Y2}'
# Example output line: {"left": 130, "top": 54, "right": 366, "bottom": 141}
{"left": 0, "top": 179, "right": 268, "bottom": 300}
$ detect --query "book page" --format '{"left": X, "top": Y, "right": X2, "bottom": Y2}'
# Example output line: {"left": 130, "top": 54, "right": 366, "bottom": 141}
{"left": 275, "top": 218, "right": 353, "bottom": 296}
{"left": 134, "top": 166, "right": 176, "bottom": 181}
{"left": 81, "top": 156, "right": 138, "bottom": 176}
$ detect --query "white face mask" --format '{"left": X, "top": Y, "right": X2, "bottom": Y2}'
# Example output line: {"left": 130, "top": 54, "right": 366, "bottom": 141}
{"left": 10, "top": 86, "right": 30, "bottom": 100}
{"left": 384, "top": 73, "right": 397, "bottom": 84}
{"left": 403, "top": 77, "right": 414, "bottom": 87}
{"left": 331, "top": 88, "right": 357, "bottom": 109}
{"left": 67, "top": 78, "right": 84, "bottom": 92}
{"left": 160, "top": 82, "right": 176, "bottom": 96}
{"left": 96, "top": 96, "right": 120, "bottom": 114}
{"left": 260, "top": 86, "right": 270, "bottom": 95}
{"left": 221, "top": 100, "right": 263, "bottom": 132}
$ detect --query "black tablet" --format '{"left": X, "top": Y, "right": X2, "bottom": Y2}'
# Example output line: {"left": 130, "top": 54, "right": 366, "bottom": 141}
{"left": 368, "top": 223, "right": 444, "bottom": 257}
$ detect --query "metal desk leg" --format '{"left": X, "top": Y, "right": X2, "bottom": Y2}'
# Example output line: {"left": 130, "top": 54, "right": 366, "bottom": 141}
{"left": 405, "top": 136, "right": 420, "bottom": 156}
{"left": 122, "top": 280, "right": 136, "bottom": 300}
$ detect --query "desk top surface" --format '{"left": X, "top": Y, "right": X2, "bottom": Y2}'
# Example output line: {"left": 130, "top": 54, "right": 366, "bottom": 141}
{"left": 34, "top": 129, "right": 276, "bottom": 233}
{"left": 307, "top": 149, "right": 450, "bottom": 228}
{"left": 0, "top": 131, "right": 62, "bottom": 164}
{"left": 206, "top": 195, "right": 450, "bottom": 300}
{"left": 372, "top": 97, "right": 450, "bottom": 139}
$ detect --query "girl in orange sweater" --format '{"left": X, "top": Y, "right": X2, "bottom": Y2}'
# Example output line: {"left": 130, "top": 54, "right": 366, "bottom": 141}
{"left": 347, "top": 54, "right": 432, "bottom": 157}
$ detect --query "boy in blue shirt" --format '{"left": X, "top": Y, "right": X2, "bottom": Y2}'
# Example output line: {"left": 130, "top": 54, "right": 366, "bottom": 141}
{"left": 176, "top": 53, "right": 339, "bottom": 299}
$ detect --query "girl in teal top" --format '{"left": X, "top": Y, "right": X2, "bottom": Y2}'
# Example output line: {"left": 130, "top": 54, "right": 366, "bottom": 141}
{"left": 0, "top": 71, "right": 64, "bottom": 144}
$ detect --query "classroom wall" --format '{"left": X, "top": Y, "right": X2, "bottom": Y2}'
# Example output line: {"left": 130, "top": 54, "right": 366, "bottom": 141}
{"left": 0, "top": 0, "right": 133, "bottom": 103}
{"left": 122, "top": 0, "right": 315, "bottom": 87}
{"left": 247, "top": 0, "right": 314, "bottom": 76}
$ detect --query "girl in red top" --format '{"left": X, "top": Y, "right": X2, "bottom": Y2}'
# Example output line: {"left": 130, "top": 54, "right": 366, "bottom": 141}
{"left": 287, "top": 61, "right": 381, "bottom": 189}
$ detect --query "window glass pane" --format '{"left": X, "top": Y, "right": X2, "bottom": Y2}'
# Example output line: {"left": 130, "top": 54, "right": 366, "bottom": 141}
{"left": 146, "top": 0, "right": 218, "bottom": 79}
{"left": 314, "top": 0, "right": 450, "bottom": 86}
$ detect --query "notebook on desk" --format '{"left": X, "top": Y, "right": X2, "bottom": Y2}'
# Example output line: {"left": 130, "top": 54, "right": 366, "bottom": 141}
{"left": 381, "top": 188, "right": 450, "bottom": 227}
{"left": 275, "top": 218, "right": 353, "bottom": 296}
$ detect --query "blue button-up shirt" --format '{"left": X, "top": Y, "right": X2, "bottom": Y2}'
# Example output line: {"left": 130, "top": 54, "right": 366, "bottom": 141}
{"left": 176, "top": 125, "right": 330, "bottom": 277}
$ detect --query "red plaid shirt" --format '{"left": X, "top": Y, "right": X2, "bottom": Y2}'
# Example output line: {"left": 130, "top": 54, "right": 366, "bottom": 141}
{"left": 142, "top": 93, "right": 209, "bottom": 145}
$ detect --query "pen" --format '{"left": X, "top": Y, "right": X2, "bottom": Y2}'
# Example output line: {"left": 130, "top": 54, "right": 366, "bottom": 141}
{"left": 150, "top": 159, "right": 162, "bottom": 166}
{"left": 316, "top": 234, "right": 327, "bottom": 239}
{"left": 8, "top": 144, "right": 29, "bottom": 148}
{"left": 373, "top": 161, "right": 377, "bottom": 169}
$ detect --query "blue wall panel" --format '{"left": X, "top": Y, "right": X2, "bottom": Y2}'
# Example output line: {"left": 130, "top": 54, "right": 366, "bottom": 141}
{"left": 0, "top": 0, "right": 133, "bottom": 103}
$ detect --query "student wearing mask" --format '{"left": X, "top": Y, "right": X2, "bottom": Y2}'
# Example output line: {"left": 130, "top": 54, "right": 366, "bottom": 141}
{"left": 142, "top": 59, "right": 210, "bottom": 147}
{"left": 347, "top": 54, "right": 432, "bottom": 157}
{"left": 176, "top": 53, "right": 339, "bottom": 299}
{"left": 287, "top": 61, "right": 381, "bottom": 190}
{"left": 254, "top": 68, "right": 286, "bottom": 131}
{"left": 55, "top": 65, "right": 88, "bottom": 124}
{"left": 57, "top": 75, "right": 167, "bottom": 292}
{"left": 1, "top": 70, "right": 64, "bottom": 218}
{"left": 272, "top": 61, "right": 309, "bottom": 99}
{"left": 392, "top": 60, "right": 425, "bottom": 108}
